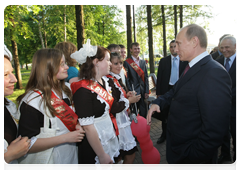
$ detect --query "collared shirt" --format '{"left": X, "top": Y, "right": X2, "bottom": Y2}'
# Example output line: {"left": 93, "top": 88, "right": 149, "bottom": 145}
{"left": 189, "top": 51, "right": 209, "bottom": 68}
{"left": 169, "top": 55, "right": 180, "bottom": 85}
{"left": 132, "top": 55, "right": 140, "bottom": 66}
{"left": 224, "top": 53, "right": 236, "bottom": 69}
{"left": 110, "top": 71, "right": 121, "bottom": 80}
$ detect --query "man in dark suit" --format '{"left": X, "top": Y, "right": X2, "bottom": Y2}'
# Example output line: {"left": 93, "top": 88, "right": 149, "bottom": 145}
{"left": 147, "top": 24, "right": 232, "bottom": 164}
{"left": 155, "top": 40, "right": 187, "bottom": 144}
{"left": 216, "top": 36, "right": 236, "bottom": 163}
{"left": 124, "top": 42, "right": 149, "bottom": 118}
{"left": 211, "top": 34, "right": 231, "bottom": 60}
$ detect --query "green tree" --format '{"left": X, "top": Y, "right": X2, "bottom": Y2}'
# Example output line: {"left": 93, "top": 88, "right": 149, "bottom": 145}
{"left": 4, "top": 5, "right": 32, "bottom": 89}
{"left": 135, "top": 5, "right": 213, "bottom": 57}
{"left": 126, "top": 5, "right": 132, "bottom": 58}
{"left": 83, "top": 5, "right": 125, "bottom": 47}
{"left": 4, "top": 5, "right": 126, "bottom": 76}
{"left": 147, "top": 5, "right": 155, "bottom": 73}
{"left": 75, "top": 5, "right": 85, "bottom": 49}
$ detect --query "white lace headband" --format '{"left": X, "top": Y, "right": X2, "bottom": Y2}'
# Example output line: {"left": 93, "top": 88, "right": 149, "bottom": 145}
{"left": 4, "top": 44, "right": 12, "bottom": 61}
{"left": 70, "top": 39, "right": 97, "bottom": 64}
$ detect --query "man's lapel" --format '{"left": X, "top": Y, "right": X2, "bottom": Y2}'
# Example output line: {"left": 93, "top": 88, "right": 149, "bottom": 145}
{"left": 139, "top": 59, "right": 144, "bottom": 70}
{"left": 229, "top": 57, "right": 236, "bottom": 75}
{"left": 218, "top": 55, "right": 225, "bottom": 66}
{"left": 174, "top": 55, "right": 211, "bottom": 94}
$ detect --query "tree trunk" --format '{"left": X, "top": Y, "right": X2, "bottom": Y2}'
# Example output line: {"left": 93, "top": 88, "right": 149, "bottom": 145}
{"left": 38, "top": 15, "right": 45, "bottom": 49}
{"left": 161, "top": 5, "right": 167, "bottom": 57}
{"left": 98, "top": 21, "right": 100, "bottom": 34}
{"left": 75, "top": 5, "right": 85, "bottom": 49}
{"left": 25, "top": 63, "right": 28, "bottom": 70}
{"left": 126, "top": 5, "right": 132, "bottom": 59}
{"left": 133, "top": 5, "right": 136, "bottom": 42}
{"left": 64, "top": 5, "right": 67, "bottom": 42}
{"left": 174, "top": 5, "right": 178, "bottom": 38}
{"left": 9, "top": 14, "right": 23, "bottom": 89}
{"left": 147, "top": 5, "right": 155, "bottom": 74}
{"left": 180, "top": 5, "right": 183, "bottom": 28}
{"left": 11, "top": 38, "right": 23, "bottom": 89}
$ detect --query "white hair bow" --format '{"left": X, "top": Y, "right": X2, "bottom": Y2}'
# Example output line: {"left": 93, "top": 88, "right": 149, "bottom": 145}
{"left": 70, "top": 39, "right": 97, "bottom": 64}
{"left": 4, "top": 44, "right": 12, "bottom": 61}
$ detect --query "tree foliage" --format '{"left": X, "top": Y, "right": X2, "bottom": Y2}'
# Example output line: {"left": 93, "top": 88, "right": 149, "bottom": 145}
{"left": 4, "top": 5, "right": 213, "bottom": 75}
{"left": 135, "top": 5, "right": 213, "bottom": 57}
{"left": 4, "top": 5, "right": 125, "bottom": 69}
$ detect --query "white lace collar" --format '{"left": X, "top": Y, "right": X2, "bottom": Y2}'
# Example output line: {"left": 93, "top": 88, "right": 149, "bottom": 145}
{"left": 109, "top": 72, "right": 121, "bottom": 80}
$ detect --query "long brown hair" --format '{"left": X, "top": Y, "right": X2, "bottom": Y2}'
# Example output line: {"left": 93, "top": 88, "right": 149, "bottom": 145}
{"left": 54, "top": 42, "right": 77, "bottom": 67}
{"left": 80, "top": 46, "right": 110, "bottom": 81}
{"left": 17, "top": 48, "right": 72, "bottom": 116}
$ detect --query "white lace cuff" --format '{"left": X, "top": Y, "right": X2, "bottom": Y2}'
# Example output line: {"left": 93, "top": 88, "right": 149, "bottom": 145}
{"left": 78, "top": 116, "right": 95, "bottom": 126}
{"left": 4, "top": 139, "right": 8, "bottom": 153}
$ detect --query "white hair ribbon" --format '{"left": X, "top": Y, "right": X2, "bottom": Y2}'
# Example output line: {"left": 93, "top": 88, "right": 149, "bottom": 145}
{"left": 4, "top": 44, "right": 13, "bottom": 61}
{"left": 70, "top": 39, "right": 97, "bottom": 64}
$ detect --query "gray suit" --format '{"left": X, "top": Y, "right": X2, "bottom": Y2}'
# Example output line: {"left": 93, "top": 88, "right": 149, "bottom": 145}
{"left": 124, "top": 56, "right": 149, "bottom": 117}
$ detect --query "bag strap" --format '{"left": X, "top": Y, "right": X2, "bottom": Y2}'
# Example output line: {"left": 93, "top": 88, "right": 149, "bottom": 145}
{"left": 34, "top": 90, "right": 53, "bottom": 130}
{"left": 44, "top": 107, "right": 52, "bottom": 130}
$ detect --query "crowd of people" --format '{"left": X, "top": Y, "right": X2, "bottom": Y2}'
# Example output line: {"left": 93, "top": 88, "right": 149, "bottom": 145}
{"left": 4, "top": 24, "right": 236, "bottom": 164}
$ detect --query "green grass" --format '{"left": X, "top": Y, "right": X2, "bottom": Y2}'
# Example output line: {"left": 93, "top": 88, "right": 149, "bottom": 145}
{"left": 6, "top": 73, "right": 30, "bottom": 105}
{"left": 13, "top": 67, "right": 32, "bottom": 74}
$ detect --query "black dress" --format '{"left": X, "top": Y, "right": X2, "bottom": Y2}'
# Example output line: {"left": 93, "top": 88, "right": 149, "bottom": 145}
{"left": 18, "top": 98, "right": 71, "bottom": 138}
{"left": 4, "top": 106, "right": 17, "bottom": 145}
{"left": 73, "top": 77, "right": 123, "bottom": 164}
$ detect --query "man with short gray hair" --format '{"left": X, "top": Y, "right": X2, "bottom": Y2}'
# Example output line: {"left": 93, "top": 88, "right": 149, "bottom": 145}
{"left": 211, "top": 34, "right": 232, "bottom": 60}
{"left": 216, "top": 36, "right": 236, "bottom": 163}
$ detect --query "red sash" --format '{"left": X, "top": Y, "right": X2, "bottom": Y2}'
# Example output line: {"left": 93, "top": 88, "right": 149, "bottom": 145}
{"left": 106, "top": 75, "right": 127, "bottom": 98}
{"left": 71, "top": 80, "right": 119, "bottom": 136}
{"left": 126, "top": 58, "right": 145, "bottom": 83}
{"left": 34, "top": 90, "right": 78, "bottom": 132}
{"left": 107, "top": 74, "right": 130, "bottom": 114}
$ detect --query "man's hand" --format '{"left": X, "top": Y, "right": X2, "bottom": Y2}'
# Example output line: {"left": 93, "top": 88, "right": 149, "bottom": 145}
{"left": 146, "top": 104, "right": 160, "bottom": 125}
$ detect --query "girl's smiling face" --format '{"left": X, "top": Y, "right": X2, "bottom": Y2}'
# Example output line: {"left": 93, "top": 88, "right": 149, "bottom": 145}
{"left": 56, "top": 55, "right": 69, "bottom": 81}
{"left": 4, "top": 57, "right": 17, "bottom": 96}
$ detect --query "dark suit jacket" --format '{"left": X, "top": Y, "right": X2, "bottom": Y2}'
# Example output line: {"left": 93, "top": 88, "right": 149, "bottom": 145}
{"left": 156, "top": 55, "right": 188, "bottom": 95}
{"left": 211, "top": 51, "right": 221, "bottom": 60}
{"left": 123, "top": 57, "right": 149, "bottom": 97}
{"left": 216, "top": 56, "right": 236, "bottom": 117}
{"left": 152, "top": 55, "right": 232, "bottom": 163}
